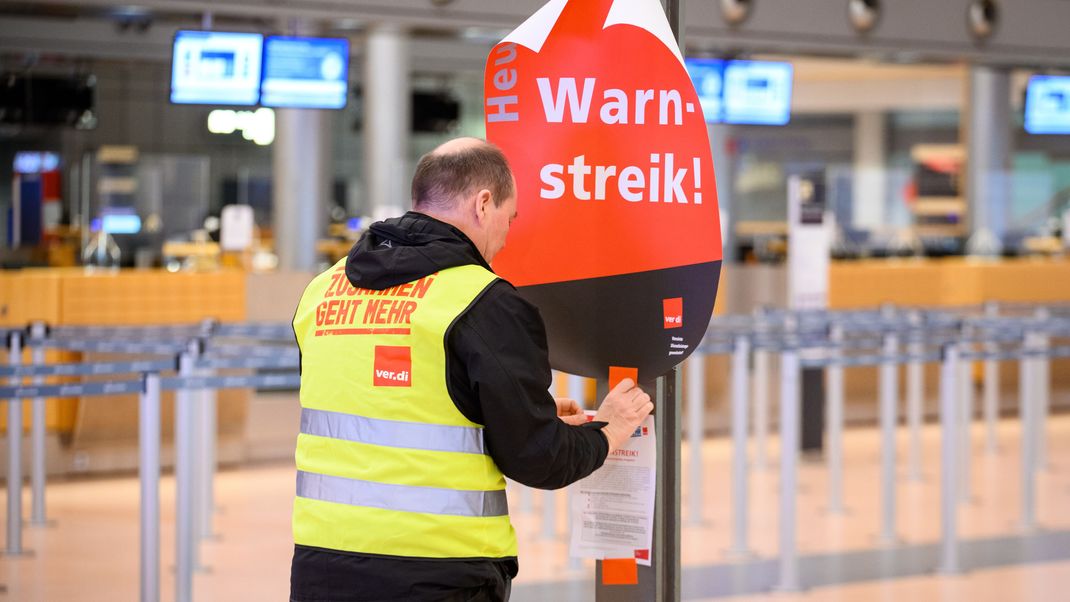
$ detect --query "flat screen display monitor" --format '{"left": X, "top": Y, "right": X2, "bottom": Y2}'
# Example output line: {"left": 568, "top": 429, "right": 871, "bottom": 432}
{"left": 722, "top": 60, "right": 793, "bottom": 126}
{"left": 260, "top": 36, "right": 349, "bottom": 109}
{"left": 1024, "top": 75, "right": 1070, "bottom": 135}
{"left": 685, "top": 58, "right": 793, "bottom": 125}
{"left": 170, "top": 30, "right": 263, "bottom": 106}
{"left": 684, "top": 58, "right": 725, "bottom": 124}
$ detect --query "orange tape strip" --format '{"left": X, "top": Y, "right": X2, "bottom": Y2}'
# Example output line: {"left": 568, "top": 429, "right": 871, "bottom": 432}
{"left": 602, "top": 557, "right": 639, "bottom": 585}
{"left": 608, "top": 366, "right": 638, "bottom": 390}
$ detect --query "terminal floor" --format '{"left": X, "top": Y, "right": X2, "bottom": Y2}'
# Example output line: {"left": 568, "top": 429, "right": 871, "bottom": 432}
{"left": 2, "top": 414, "right": 1069, "bottom": 601}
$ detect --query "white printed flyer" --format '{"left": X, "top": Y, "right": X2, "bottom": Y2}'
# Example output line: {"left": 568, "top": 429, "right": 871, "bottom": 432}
{"left": 569, "top": 413, "right": 656, "bottom": 566}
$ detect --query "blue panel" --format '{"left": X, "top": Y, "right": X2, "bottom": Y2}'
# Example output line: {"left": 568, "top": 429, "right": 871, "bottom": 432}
{"left": 685, "top": 58, "right": 725, "bottom": 124}
{"left": 1025, "top": 75, "right": 1070, "bottom": 135}
{"left": 170, "top": 30, "right": 263, "bottom": 106}
{"left": 686, "top": 59, "right": 793, "bottom": 126}
{"left": 260, "top": 36, "right": 350, "bottom": 109}
{"left": 722, "top": 60, "right": 793, "bottom": 126}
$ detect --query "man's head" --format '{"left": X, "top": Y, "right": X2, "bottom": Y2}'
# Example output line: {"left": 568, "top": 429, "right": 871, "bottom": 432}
{"left": 411, "top": 137, "right": 517, "bottom": 264}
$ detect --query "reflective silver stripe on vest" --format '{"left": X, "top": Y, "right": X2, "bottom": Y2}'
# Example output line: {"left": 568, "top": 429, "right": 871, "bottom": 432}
{"left": 301, "top": 407, "right": 486, "bottom": 455}
{"left": 296, "top": 470, "right": 508, "bottom": 517}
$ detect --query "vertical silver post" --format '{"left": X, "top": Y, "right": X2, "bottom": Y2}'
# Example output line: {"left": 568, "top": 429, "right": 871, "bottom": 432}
{"left": 199, "top": 379, "right": 217, "bottom": 542}
{"left": 1033, "top": 307, "right": 1050, "bottom": 470}
{"left": 567, "top": 373, "right": 585, "bottom": 569}
{"left": 29, "top": 322, "right": 48, "bottom": 526}
{"left": 686, "top": 352, "right": 705, "bottom": 526}
{"left": 906, "top": 312, "right": 924, "bottom": 481}
{"left": 958, "top": 337, "right": 973, "bottom": 505}
{"left": 752, "top": 309, "right": 770, "bottom": 471}
{"left": 175, "top": 344, "right": 197, "bottom": 602}
{"left": 938, "top": 344, "right": 960, "bottom": 574}
{"left": 776, "top": 341, "right": 801, "bottom": 592}
{"left": 983, "top": 302, "right": 1000, "bottom": 454}
{"left": 826, "top": 323, "right": 845, "bottom": 513}
{"left": 5, "top": 331, "right": 26, "bottom": 556}
{"left": 728, "top": 335, "right": 751, "bottom": 556}
{"left": 878, "top": 327, "right": 899, "bottom": 546}
{"left": 1019, "top": 331, "right": 1037, "bottom": 532}
{"left": 140, "top": 373, "right": 162, "bottom": 602}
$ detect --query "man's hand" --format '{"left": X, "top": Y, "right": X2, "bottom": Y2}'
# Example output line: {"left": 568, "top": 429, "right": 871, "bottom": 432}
{"left": 593, "top": 378, "right": 653, "bottom": 454}
{"left": 555, "top": 397, "right": 588, "bottom": 426}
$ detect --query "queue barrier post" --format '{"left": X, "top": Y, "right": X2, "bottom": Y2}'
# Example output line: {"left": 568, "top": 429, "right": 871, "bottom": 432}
{"left": 728, "top": 335, "right": 752, "bottom": 556}
{"left": 938, "top": 343, "right": 961, "bottom": 574}
{"left": 29, "top": 321, "right": 50, "bottom": 527}
{"left": 826, "top": 323, "right": 846, "bottom": 514}
{"left": 4, "top": 331, "right": 27, "bottom": 556}
{"left": 878, "top": 322, "right": 899, "bottom": 546}
{"left": 1019, "top": 331, "right": 1038, "bottom": 532}
{"left": 958, "top": 331, "right": 974, "bottom": 505}
{"left": 1034, "top": 307, "right": 1051, "bottom": 470}
{"left": 175, "top": 343, "right": 198, "bottom": 602}
{"left": 983, "top": 302, "right": 1000, "bottom": 454}
{"left": 686, "top": 351, "right": 705, "bottom": 526}
{"left": 751, "top": 307, "right": 770, "bottom": 472}
{"left": 775, "top": 322, "right": 801, "bottom": 592}
{"left": 906, "top": 312, "right": 924, "bottom": 482}
{"left": 140, "top": 373, "right": 162, "bottom": 602}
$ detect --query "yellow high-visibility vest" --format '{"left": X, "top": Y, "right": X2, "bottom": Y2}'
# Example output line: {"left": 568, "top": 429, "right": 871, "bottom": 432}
{"left": 291, "top": 258, "right": 517, "bottom": 559}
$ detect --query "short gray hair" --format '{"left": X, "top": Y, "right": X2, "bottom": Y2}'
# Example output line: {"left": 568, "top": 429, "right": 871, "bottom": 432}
{"left": 411, "top": 140, "right": 515, "bottom": 210}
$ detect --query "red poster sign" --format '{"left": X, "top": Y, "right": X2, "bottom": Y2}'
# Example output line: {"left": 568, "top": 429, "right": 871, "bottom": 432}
{"left": 485, "top": 0, "right": 722, "bottom": 380}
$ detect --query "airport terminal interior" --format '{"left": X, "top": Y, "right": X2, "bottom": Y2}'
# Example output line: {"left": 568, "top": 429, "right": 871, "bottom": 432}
{"left": 1, "top": 0, "right": 1070, "bottom": 600}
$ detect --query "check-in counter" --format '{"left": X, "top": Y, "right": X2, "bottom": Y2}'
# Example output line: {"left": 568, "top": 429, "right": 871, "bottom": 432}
{"left": 0, "top": 269, "right": 247, "bottom": 473}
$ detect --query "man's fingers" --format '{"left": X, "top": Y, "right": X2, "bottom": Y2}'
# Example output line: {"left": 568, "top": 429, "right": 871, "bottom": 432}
{"left": 611, "top": 378, "right": 635, "bottom": 394}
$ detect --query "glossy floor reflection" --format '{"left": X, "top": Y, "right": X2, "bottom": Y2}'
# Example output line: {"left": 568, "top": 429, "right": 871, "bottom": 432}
{"left": 2, "top": 414, "right": 1068, "bottom": 601}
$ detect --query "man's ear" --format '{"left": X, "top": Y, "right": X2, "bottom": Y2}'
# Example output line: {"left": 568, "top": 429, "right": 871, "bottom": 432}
{"left": 474, "top": 189, "right": 493, "bottom": 225}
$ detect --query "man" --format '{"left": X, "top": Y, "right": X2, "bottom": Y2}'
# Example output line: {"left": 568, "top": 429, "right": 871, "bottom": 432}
{"left": 290, "top": 137, "right": 653, "bottom": 601}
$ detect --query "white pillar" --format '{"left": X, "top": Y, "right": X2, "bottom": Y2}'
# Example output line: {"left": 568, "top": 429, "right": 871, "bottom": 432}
{"left": 273, "top": 108, "right": 329, "bottom": 270}
{"left": 965, "top": 67, "right": 1011, "bottom": 256}
{"left": 852, "top": 111, "right": 886, "bottom": 230}
{"left": 364, "top": 25, "right": 410, "bottom": 221}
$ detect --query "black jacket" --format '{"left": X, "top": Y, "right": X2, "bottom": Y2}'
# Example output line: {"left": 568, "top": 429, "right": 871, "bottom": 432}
{"left": 291, "top": 212, "right": 609, "bottom": 602}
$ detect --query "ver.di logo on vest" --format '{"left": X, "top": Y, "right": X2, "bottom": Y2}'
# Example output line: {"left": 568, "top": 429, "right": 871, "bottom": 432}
{"left": 663, "top": 297, "right": 683, "bottom": 329}
{"left": 374, "top": 345, "right": 412, "bottom": 387}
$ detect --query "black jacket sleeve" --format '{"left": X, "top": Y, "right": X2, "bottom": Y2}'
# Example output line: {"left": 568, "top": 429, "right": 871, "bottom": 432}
{"left": 445, "top": 280, "right": 609, "bottom": 490}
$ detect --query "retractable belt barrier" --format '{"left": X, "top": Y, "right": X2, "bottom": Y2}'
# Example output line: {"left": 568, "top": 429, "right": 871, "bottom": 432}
{"left": 2, "top": 303, "right": 1066, "bottom": 600}
{"left": 2, "top": 322, "right": 299, "bottom": 602}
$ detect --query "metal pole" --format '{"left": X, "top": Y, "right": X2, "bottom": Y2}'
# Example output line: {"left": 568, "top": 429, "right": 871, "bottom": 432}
{"left": 199, "top": 373, "right": 218, "bottom": 542}
{"left": 29, "top": 322, "right": 49, "bottom": 526}
{"left": 686, "top": 353, "right": 705, "bottom": 526}
{"left": 567, "top": 373, "right": 585, "bottom": 570}
{"left": 983, "top": 302, "right": 1000, "bottom": 454}
{"left": 5, "top": 331, "right": 26, "bottom": 556}
{"left": 175, "top": 345, "right": 197, "bottom": 602}
{"left": 776, "top": 343, "right": 801, "bottom": 592}
{"left": 1034, "top": 307, "right": 1050, "bottom": 470}
{"left": 938, "top": 344, "right": 960, "bottom": 574}
{"left": 654, "top": 367, "right": 682, "bottom": 602}
{"left": 1019, "top": 332, "right": 1037, "bottom": 532}
{"left": 140, "top": 373, "right": 161, "bottom": 602}
{"left": 752, "top": 310, "right": 770, "bottom": 471}
{"left": 958, "top": 338, "right": 973, "bottom": 505}
{"left": 878, "top": 329, "right": 899, "bottom": 546}
{"left": 826, "top": 323, "right": 846, "bottom": 513}
{"left": 728, "top": 335, "right": 751, "bottom": 556}
{"left": 906, "top": 313, "right": 924, "bottom": 481}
